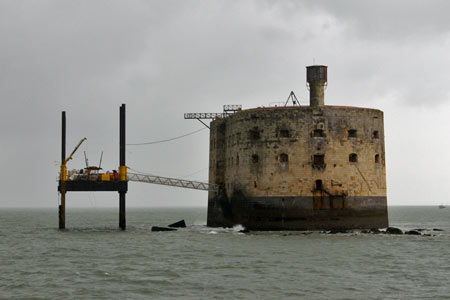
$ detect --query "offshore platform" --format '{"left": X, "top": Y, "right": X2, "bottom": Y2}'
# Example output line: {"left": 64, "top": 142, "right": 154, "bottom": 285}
{"left": 58, "top": 65, "right": 388, "bottom": 230}
{"left": 57, "top": 104, "right": 216, "bottom": 230}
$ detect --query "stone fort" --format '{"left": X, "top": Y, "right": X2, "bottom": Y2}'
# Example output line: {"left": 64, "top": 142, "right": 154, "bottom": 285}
{"left": 207, "top": 65, "right": 388, "bottom": 230}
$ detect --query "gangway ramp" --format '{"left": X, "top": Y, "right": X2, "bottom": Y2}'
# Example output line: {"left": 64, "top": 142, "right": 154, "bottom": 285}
{"left": 127, "top": 172, "right": 218, "bottom": 192}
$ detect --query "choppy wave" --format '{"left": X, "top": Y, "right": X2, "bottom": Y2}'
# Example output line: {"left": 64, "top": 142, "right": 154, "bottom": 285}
{"left": 1, "top": 206, "right": 449, "bottom": 299}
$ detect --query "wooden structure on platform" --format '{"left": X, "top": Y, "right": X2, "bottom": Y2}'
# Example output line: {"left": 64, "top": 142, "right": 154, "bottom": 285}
{"left": 58, "top": 104, "right": 128, "bottom": 230}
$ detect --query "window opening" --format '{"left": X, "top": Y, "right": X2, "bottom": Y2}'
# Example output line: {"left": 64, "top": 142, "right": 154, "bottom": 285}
{"left": 315, "top": 180, "right": 323, "bottom": 190}
{"left": 373, "top": 131, "right": 379, "bottom": 139}
{"left": 348, "top": 129, "right": 357, "bottom": 138}
{"left": 349, "top": 153, "right": 358, "bottom": 162}
{"left": 279, "top": 129, "right": 290, "bottom": 138}
{"left": 313, "top": 154, "right": 325, "bottom": 165}
{"left": 313, "top": 129, "right": 325, "bottom": 137}
{"left": 279, "top": 153, "right": 288, "bottom": 163}
{"left": 375, "top": 154, "right": 380, "bottom": 163}
{"left": 252, "top": 154, "right": 259, "bottom": 163}
{"left": 249, "top": 128, "right": 260, "bottom": 140}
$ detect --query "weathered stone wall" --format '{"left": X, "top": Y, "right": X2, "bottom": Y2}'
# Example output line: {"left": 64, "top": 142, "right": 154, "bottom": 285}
{"left": 207, "top": 106, "right": 388, "bottom": 230}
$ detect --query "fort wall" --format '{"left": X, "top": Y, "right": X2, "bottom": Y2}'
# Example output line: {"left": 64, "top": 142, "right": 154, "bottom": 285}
{"left": 207, "top": 106, "right": 388, "bottom": 230}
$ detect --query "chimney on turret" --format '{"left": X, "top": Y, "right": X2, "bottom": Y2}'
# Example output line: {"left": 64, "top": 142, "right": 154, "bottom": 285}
{"left": 306, "top": 65, "right": 328, "bottom": 107}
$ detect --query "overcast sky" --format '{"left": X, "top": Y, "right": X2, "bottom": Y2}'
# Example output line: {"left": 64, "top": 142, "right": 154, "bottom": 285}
{"left": 1, "top": 0, "right": 449, "bottom": 208}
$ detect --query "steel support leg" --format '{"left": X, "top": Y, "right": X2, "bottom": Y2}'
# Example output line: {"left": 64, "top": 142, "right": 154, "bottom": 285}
{"left": 119, "top": 192, "right": 126, "bottom": 230}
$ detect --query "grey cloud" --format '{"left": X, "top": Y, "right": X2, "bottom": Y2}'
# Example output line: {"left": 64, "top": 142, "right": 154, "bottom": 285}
{"left": 307, "top": 0, "right": 450, "bottom": 41}
{"left": 0, "top": 0, "right": 449, "bottom": 207}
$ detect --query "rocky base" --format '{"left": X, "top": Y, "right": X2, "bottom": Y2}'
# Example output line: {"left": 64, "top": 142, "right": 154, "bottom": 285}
{"left": 207, "top": 192, "right": 388, "bottom": 230}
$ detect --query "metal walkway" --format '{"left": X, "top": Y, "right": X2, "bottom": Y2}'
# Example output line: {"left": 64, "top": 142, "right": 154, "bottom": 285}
{"left": 127, "top": 172, "right": 218, "bottom": 192}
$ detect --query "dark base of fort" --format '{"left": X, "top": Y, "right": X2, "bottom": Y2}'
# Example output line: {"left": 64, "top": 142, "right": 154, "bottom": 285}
{"left": 207, "top": 194, "right": 388, "bottom": 230}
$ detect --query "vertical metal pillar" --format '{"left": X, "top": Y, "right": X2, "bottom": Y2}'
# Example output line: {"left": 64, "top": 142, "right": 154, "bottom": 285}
{"left": 59, "top": 111, "right": 66, "bottom": 229}
{"left": 119, "top": 104, "right": 126, "bottom": 230}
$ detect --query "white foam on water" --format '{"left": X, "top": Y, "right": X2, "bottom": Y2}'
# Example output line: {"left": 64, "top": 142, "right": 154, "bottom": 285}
{"left": 232, "top": 224, "right": 245, "bottom": 232}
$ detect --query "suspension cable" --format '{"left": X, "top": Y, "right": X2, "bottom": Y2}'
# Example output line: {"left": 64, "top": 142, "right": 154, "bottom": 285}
{"left": 180, "top": 167, "right": 208, "bottom": 179}
{"left": 127, "top": 166, "right": 155, "bottom": 176}
{"left": 127, "top": 127, "right": 207, "bottom": 146}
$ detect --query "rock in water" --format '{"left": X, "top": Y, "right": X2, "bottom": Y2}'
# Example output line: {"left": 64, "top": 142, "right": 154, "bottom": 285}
{"left": 168, "top": 220, "right": 187, "bottom": 228}
{"left": 386, "top": 227, "right": 403, "bottom": 234}
{"left": 151, "top": 226, "right": 177, "bottom": 232}
{"left": 405, "top": 230, "right": 421, "bottom": 235}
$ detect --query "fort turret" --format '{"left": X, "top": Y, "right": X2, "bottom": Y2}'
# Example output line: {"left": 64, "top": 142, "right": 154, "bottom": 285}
{"left": 306, "top": 65, "right": 327, "bottom": 107}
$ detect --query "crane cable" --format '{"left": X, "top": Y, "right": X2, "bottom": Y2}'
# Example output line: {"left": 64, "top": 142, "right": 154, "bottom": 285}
{"left": 127, "top": 127, "right": 207, "bottom": 146}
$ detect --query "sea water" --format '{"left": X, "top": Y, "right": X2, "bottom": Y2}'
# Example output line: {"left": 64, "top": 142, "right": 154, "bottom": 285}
{"left": 0, "top": 206, "right": 449, "bottom": 299}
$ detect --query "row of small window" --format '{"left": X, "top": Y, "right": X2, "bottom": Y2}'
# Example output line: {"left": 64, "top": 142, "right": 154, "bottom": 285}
{"left": 250, "top": 153, "right": 288, "bottom": 163}
{"left": 222, "top": 153, "right": 382, "bottom": 167}
{"left": 348, "top": 129, "right": 379, "bottom": 139}
{"left": 250, "top": 128, "right": 380, "bottom": 140}
{"left": 213, "top": 129, "right": 380, "bottom": 148}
